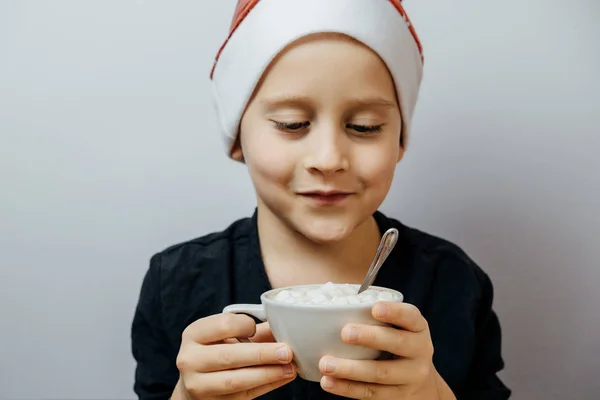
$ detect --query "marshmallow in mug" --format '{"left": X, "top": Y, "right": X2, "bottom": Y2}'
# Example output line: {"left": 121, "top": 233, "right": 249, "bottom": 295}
{"left": 271, "top": 282, "right": 399, "bottom": 305}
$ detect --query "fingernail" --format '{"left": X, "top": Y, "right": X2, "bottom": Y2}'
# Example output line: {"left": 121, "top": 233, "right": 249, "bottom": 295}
{"left": 321, "top": 376, "right": 335, "bottom": 389}
{"left": 282, "top": 363, "right": 294, "bottom": 376}
{"left": 276, "top": 345, "right": 289, "bottom": 361}
{"left": 324, "top": 359, "right": 336, "bottom": 373}
{"left": 374, "top": 303, "right": 388, "bottom": 318}
{"left": 343, "top": 326, "right": 359, "bottom": 343}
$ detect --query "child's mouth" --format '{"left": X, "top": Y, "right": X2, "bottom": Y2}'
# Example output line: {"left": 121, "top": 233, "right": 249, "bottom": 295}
{"left": 298, "top": 191, "right": 353, "bottom": 205}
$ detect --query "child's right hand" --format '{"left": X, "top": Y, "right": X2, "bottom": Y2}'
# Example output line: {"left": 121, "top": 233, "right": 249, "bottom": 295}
{"left": 172, "top": 313, "right": 297, "bottom": 399}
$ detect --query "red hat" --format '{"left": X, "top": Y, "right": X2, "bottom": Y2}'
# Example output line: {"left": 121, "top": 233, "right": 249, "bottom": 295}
{"left": 211, "top": 0, "right": 424, "bottom": 159}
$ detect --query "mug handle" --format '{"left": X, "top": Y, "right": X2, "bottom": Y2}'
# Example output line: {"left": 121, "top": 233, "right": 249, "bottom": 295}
{"left": 222, "top": 304, "right": 267, "bottom": 343}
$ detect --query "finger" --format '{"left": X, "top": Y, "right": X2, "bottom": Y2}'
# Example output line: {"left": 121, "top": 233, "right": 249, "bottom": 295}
{"left": 320, "top": 375, "right": 390, "bottom": 399}
{"left": 319, "top": 356, "right": 423, "bottom": 385}
{"left": 182, "top": 313, "right": 256, "bottom": 344}
{"left": 372, "top": 302, "right": 428, "bottom": 333}
{"left": 250, "top": 322, "right": 275, "bottom": 343}
{"left": 340, "top": 323, "right": 429, "bottom": 358}
{"left": 230, "top": 375, "right": 296, "bottom": 400}
{"left": 188, "top": 364, "right": 297, "bottom": 396}
{"left": 179, "top": 342, "right": 293, "bottom": 372}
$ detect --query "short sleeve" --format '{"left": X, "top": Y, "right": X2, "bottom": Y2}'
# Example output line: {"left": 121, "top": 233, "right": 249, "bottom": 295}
{"left": 131, "top": 253, "right": 179, "bottom": 400}
{"left": 455, "top": 271, "right": 512, "bottom": 400}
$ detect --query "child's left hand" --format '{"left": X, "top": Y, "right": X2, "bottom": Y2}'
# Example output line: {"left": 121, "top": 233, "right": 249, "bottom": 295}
{"left": 319, "top": 302, "right": 456, "bottom": 400}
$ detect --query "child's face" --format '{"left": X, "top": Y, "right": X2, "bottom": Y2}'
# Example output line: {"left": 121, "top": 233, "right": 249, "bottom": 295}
{"left": 234, "top": 33, "right": 403, "bottom": 243}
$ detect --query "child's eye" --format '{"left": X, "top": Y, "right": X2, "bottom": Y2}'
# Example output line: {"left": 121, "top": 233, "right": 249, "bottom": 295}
{"left": 347, "top": 124, "right": 383, "bottom": 134}
{"left": 272, "top": 120, "right": 310, "bottom": 132}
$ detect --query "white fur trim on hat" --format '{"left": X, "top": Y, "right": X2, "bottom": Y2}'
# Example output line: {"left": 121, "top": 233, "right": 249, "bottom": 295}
{"left": 211, "top": 0, "right": 423, "bottom": 159}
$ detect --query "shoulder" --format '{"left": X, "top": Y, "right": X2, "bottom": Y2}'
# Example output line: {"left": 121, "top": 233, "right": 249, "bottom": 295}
{"left": 384, "top": 213, "right": 494, "bottom": 301}
{"left": 139, "top": 216, "right": 255, "bottom": 333}
{"left": 377, "top": 213, "right": 508, "bottom": 391}
{"left": 145, "top": 216, "right": 253, "bottom": 313}
{"left": 150, "top": 216, "right": 252, "bottom": 278}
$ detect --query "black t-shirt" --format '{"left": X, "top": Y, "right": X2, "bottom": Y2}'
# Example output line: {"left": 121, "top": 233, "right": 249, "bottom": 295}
{"left": 131, "top": 210, "right": 511, "bottom": 399}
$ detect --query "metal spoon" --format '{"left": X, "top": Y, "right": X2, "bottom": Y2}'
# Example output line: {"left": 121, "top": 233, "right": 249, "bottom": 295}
{"left": 357, "top": 228, "right": 399, "bottom": 294}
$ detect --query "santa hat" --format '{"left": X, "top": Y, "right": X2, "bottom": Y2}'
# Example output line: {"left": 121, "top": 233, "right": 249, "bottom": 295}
{"left": 210, "top": 0, "right": 424, "bottom": 159}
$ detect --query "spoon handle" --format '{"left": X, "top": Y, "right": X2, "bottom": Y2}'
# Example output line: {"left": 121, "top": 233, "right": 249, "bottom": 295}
{"left": 357, "top": 228, "right": 399, "bottom": 294}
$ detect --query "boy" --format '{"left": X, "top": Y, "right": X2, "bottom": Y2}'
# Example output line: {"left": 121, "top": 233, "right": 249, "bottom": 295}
{"left": 131, "top": 1, "right": 511, "bottom": 399}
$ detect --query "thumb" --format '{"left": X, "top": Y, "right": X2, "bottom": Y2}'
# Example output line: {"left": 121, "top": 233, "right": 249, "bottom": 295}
{"left": 249, "top": 322, "right": 276, "bottom": 343}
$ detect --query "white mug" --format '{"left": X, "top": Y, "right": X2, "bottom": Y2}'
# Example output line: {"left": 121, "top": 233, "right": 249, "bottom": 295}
{"left": 223, "top": 283, "right": 404, "bottom": 382}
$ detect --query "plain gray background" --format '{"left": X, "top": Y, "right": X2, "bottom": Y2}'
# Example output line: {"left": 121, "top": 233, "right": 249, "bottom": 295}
{"left": 1, "top": 0, "right": 599, "bottom": 399}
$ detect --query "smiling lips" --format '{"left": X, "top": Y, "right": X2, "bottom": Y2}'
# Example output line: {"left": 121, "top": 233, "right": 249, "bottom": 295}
{"left": 297, "top": 190, "right": 354, "bottom": 206}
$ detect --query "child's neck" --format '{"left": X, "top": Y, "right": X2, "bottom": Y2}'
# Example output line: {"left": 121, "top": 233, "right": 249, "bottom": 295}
{"left": 256, "top": 206, "right": 382, "bottom": 289}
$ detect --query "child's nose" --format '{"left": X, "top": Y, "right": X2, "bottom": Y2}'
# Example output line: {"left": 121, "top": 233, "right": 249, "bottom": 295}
{"left": 303, "top": 127, "right": 350, "bottom": 175}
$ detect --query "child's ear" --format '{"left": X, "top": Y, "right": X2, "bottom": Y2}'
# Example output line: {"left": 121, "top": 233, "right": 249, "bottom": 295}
{"left": 396, "top": 130, "right": 405, "bottom": 163}
{"left": 230, "top": 135, "right": 244, "bottom": 162}
{"left": 396, "top": 145, "right": 405, "bottom": 163}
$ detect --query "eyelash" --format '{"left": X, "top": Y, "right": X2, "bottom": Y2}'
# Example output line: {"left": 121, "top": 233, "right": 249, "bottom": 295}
{"left": 273, "top": 121, "right": 310, "bottom": 131}
{"left": 272, "top": 121, "right": 383, "bottom": 134}
{"left": 347, "top": 124, "right": 383, "bottom": 133}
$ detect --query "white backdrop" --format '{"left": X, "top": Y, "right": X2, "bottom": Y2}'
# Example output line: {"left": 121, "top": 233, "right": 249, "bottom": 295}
{"left": 1, "top": 0, "right": 598, "bottom": 399}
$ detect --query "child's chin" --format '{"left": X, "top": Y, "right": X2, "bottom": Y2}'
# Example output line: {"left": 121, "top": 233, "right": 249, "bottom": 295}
{"left": 296, "top": 217, "right": 355, "bottom": 244}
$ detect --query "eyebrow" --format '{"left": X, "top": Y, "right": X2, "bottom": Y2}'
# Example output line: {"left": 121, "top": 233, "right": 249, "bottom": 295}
{"left": 349, "top": 97, "right": 397, "bottom": 109}
{"left": 260, "top": 95, "right": 313, "bottom": 110}
{"left": 260, "top": 95, "right": 397, "bottom": 111}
